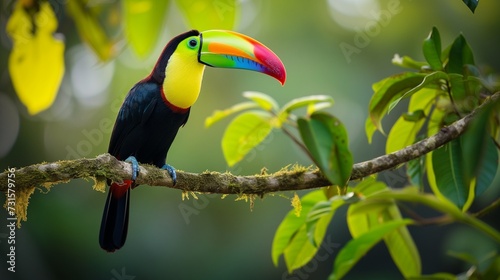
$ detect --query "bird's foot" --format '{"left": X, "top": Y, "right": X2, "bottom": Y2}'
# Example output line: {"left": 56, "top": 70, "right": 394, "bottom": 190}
{"left": 125, "top": 156, "right": 140, "bottom": 181}
{"left": 161, "top": 164, "right": 177, "bottom": 185}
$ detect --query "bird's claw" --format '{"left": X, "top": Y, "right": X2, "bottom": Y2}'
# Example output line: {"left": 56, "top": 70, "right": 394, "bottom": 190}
{"left": 161, "top": 164, "right": 177, "bottom": 185}
{"left": 125, "top": 156, "right": 140, "bottom": 181}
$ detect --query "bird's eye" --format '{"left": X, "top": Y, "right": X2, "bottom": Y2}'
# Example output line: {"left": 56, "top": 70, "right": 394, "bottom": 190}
{"left": 187, "top": 39, "right": 198, "bottom": 49}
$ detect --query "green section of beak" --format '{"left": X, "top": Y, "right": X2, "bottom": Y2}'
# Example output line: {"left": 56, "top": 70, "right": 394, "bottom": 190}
{"left": 199, "top": 30, "right": 286, "bottom": 85}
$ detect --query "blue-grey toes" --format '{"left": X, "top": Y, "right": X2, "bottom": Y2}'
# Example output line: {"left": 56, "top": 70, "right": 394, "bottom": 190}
{"left": 125, "top": 156, "right": 139, "bottom": 181}
{"left": 161, "top": 164, "right": 177, "bottom": 185}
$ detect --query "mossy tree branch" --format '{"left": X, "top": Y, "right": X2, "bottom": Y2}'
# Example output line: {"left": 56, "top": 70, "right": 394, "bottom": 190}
{"left": 1, "top": 92, "right": 498, "bottom": 196}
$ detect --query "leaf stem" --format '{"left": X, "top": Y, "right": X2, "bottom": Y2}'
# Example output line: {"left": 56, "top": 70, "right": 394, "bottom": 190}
{"left": 472, "top": 197, "right": 500, "bottom": 218}
{"left": 445, "top": 79, "right": 463, "bottom": 118}
{"left": 397, "top": 203, "right": 452, "bottom": 225}
{"left": 281, "top": 124, "right": 313, "bottom": 160}
{"left": 370, "top": 190, "right": 500, "bottom": 243}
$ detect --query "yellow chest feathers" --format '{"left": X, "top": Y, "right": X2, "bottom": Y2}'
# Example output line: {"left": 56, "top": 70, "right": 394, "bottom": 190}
{"left": 162, "top": 51, "right": 206, "bottom": 109}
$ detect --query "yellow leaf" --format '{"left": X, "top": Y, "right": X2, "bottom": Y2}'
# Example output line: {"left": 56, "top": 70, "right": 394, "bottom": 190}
{"left": 7, "top": 2, "right": 65, "bottom": 115}
{"left": 66, "top": 0, "right": 115, "bottom": 61}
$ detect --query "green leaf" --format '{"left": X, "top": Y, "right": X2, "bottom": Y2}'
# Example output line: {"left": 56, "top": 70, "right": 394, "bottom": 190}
{"left": 175, "top": 0, "right": 239, "bottom": 30}
{"left": 365, "top": 117, "right": 377, "bottom": 144}
{"left": 323, "top": 186, "right": 342, "bottom": 199}
{"left": 425, "top": 108, "right": 448, "bottom": 201}
{"left": 243, "top": 91, "right": 279, "bottom": 112}
{"left": 483, "top": 255, "right": 500, "bottom": 280}
{"left": 422, "top": 27, "right": 443, "bottom": 71}
{"left": 461, "top": 103, "right": 499, "bottom": 196}
{"left": 305, "top": 200, "right": 334, "bottom": 247}
{"left": 279, "top": 95, "right": 334, "bottom": 121}
{"left": 446, "top": 34, "right": 475, "bottom": 74}
{"left": 382, "top": 201, "right": 421, "bottom": 278}
{"left": 432, "top": 139, "right": 469, "bottom": 209}
{"left": 407, "top": 156, "right": 425, "bottom": 188}
{"left": 392, "top": 54, "right": 428, "bottom": 70}
{"left": 272, "top": 190, "right": 326, "bottom": 266}
{"left": 387, "top": 71, "right": 447, "bottom": 113}
{"left": 348, "top": 180, "right": 421, "bottom": 278}
{"left": 443, "top": 112, "right": 461, "bottom": 125}
{"left": 464, "top": 79, "right": 484, "bottom": 102}
{"left": 386, "top": 88, "right": 436, "bottom": 154}
{"left": 312, "top": 210, "right": 334, "bottom": 248}
{"left": 347, "top": 178, "right": 387, "bottom": 237}
{"left": 402, "top": 110, "right": 426, "bottom": 122}
{"left": 284, "top": 225, "right": 318, "bottom": 273}
{"left": 409, "top": 88, "right": 438, "bottom": 113}
{"left": 448, "top": 73, "right": 470, "bottom": 105}
{"left": 490, "top": 99, "right": 500, "bottom": 144}
{"left": 298, "top": 112, "right": 353, "bottom": 187}
{"left": 330, "top": 219, "right": 412, "bottom": 280}
{"left": 440, "top": 42, "right": 452, "bottom": 65}
{"left": 123, "top": 0, "right": 169, "bottom": 58}
{"left": 205, "top": 101, "right": 258, "bottom": 128}
{"left": 306, "top": 194, "right": 353, "bottom": 246}
{"left": 426, "top": 151, "right": 447, "bottom": 202}
{"left": 222, "top": 111, "right": 273, "bottom": 166}
{"left": 427, "top": 105, "right": 446, "bottom": 137}
{"left": 307, "top": 102, "right": 334, "bottom": 116}
{"left": 368, "top": 72, "right": 428, "bottom": 133}
{"left": 461, "top": 0, "right": 479, "bottom": 13}
{"left": 426, "top": 155, "right": 440, "bottom": 199}
{"left": 386, "top": 115, "right": 425, "bottom": 154}
{"left": 473, "top": 139, "right": 498, "bottom": 197}
{"left": 352, "top": 176, "right": 383, "bottom": 195}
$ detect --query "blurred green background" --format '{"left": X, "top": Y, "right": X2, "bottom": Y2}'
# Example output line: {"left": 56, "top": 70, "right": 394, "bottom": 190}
{"left": 1, "top": 0, "right": 499, "bottom": 279}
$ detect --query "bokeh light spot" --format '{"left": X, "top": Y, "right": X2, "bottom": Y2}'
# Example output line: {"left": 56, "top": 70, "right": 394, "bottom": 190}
{"left": 328, "top": 0, "right": 381, "bottom": 30}
{"left": 69, "top": 44, "right": 115, "bottom": 108}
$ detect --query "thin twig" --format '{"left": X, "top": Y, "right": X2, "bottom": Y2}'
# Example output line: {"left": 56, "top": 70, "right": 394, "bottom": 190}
{"left": 398, "top": 202, "right": 453, "bottom": 225}
{"left": 473, "top": 198, "right": 500, "bottom": 218}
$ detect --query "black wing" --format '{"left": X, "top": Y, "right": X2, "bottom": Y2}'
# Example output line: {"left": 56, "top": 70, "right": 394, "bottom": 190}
{"left": 108, "top": 82, "right": 159, "bottom": 160}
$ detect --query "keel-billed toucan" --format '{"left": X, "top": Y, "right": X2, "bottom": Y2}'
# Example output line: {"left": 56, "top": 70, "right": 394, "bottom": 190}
{"left": 99, "top": 30, "right": 286, "bottom": 252}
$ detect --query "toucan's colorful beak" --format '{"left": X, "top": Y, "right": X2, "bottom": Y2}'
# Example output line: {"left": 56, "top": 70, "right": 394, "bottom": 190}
{"left": 199, "top": 30, "right": 286, "bottom": 85}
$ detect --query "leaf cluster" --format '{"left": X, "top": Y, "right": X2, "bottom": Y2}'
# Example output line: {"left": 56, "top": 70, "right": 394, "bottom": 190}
{"left": 205, "top": 92, "right": 345, "bottom": 175}
{"left": 206, "top": 27, "right": 499, "bottom": 279}
{"left": 368, "top": 26, "right": 499, "bottom": 211}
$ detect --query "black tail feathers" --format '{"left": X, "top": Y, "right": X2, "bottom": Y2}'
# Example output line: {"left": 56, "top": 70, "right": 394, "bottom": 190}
{"left": 99, "top": 187, "right": 130, "bottom": 252}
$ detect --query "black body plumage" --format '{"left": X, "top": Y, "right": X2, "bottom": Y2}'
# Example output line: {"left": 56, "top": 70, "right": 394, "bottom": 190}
{"left": 99, "top": 30, "right": 199, "bottom": 252}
